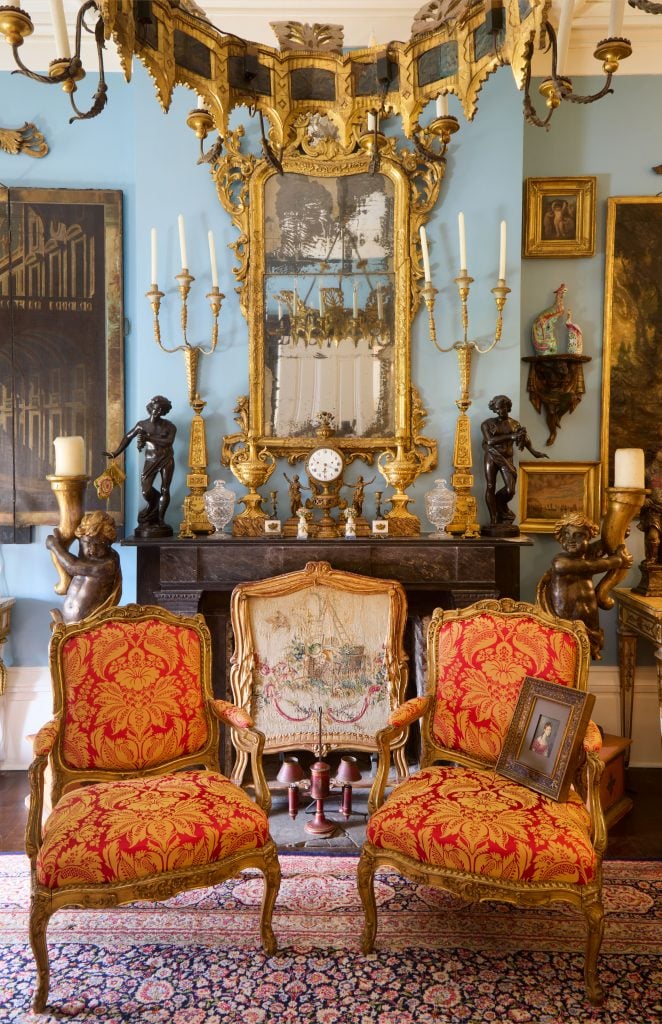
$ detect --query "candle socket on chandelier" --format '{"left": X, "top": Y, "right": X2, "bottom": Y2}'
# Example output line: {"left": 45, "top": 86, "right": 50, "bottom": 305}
{"left": 146, "top": 261, "right": 225, "bottom": 537}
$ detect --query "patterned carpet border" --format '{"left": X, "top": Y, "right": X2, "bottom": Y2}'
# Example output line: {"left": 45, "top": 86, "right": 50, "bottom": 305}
{"left": 1, "top": 855, "right": 660, "bottom": 1024}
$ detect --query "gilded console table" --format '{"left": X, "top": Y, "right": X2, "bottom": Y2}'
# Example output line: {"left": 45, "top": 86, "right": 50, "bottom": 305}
{"left": 123, "top": 535, "right": 530, "bottom": 768}
{"left": 613, "top": 588, "right": 662, "bottom": 764}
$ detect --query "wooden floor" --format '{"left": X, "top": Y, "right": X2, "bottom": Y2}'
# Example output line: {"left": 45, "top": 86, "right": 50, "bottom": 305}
{"left": 1, "top": 767, "right": 661, "bottom": 859}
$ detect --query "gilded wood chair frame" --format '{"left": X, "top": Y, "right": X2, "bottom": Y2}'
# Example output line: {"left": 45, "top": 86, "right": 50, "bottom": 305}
{"left": 25, "top": 603, "right": 280, "bottom": 1014}
{"left": 358, "top": 598, "right": 608, "bottom": 1006}
{"left": 229, "top": 560, "right": 409, "bottom": 811}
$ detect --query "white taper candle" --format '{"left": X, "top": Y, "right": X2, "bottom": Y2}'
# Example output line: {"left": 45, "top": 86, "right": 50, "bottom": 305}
{"left": 555, "top": 0, "right": 573, "bottom": 78}
{"left": 608, "top": 0, "right": 625, "bottom": 37}
{"left": 499, "top": 220, "right": 507, "bottom": 281}
{"left": 436, "top": 94, "right": 448, "bottom": 118}
{"left": 208, "top": 230, "right": 219, "bottom": 287}
{"left": 49, "top": 0, "right": 71, "bottom": 59}
{"left": 458, "top": 212, "right": 467, "bottom": 271}
{"left": 178, "top": 214, "right": 188, "bottom": 270}
{"left": 419, "top": 226, "right": 431, "bottom": 282}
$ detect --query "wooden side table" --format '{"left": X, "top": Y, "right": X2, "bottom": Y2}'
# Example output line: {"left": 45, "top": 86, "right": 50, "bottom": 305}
{"left": 613, "top": 587, "right": 662, "bottom": 764}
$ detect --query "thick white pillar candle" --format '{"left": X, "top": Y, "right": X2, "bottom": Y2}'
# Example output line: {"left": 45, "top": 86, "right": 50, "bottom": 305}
{"left": 458, "top": 212, "right": 467, "bottom": 271}
{"left": 614, "top": 448, "right": 645, "bottom": 488}
{"left": 150, "top": 227, "right": 157, "bottom": 284}
{"left": 49, "top": 0, "right": 71, "bottom": 59}
{"left": 555, "top": 0, "right": 573, "bottom": 77}
{"left": 419, "top": 225, "right": 431, "bottom": 281}
{"left": 498, "top": 220, "right": 507, "bottom": 281}
{"left": 435, "top": 93, "right": 448, "bottom": 118}
{"left": 53, "top": 436, "right": 85, "bottom": 476}
{"left": 608, "top": 0, "right": 625, "bottom": 37}
{"left": 208, "top": 230, "right": 219, "bottom": 287}
{"left": 177, "top": 214, "right": 188, "bottom": 270}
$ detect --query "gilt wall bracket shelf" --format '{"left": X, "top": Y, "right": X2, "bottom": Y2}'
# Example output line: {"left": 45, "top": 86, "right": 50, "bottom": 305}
{"left": 522, "top": 354, "right": 592, "bottom": 447}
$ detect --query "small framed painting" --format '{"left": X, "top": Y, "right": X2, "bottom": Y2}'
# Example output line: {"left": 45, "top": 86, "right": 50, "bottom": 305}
{"left": 523, "top": 177, "right": 596, "bottom": 257}
{"left": 518, "top": 461, "right": 600, "bottom": 533}
{"left": 496, "top": 676, "right": 595, "bottom": 801}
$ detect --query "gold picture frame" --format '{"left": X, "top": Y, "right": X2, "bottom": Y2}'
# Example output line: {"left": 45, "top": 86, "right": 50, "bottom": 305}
{"left": 600, "top": 197, "right": 662, "bottom": 506}
{"left": 523, "top": 177, "right": 596, "bottom": 258}
{"left": 518, "top": 461, "right": 600, "bottom": 533}
{"left": 496, "top": 676, "right": 595, "bottom": 801}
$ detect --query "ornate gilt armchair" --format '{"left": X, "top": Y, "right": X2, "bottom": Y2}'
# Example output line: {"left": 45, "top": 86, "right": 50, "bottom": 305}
{"left": 25, "top": 604, "right": 281, "bottom": 1014}
{"left": 229, "top": 560, "right": 409, "bottom": 810}
{"left": 358, "top": 598, "right": 608, "bottom": 1005}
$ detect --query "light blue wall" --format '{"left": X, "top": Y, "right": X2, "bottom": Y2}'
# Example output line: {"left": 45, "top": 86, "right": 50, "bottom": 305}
{"left": 0, "top": 61, "right": 656, "bottom": 666}
{"left": 520, "top": 75, "right": 662, "bottom": 662}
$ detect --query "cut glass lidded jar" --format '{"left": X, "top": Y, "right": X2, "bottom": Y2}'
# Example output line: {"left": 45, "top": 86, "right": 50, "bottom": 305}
{"left": 424, "top": 478, "right": 456, "bottom": 537}
{"left": 204, "top": 479, "right": 235, "bottom": 537}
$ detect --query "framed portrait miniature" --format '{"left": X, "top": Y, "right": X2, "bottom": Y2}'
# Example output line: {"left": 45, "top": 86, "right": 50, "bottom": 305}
{"left": 496, "top": 676, "right": 595, "bottom": 801}
{"left": 518, "top": 461, "right": 600, "bottom": 533}
{"left": 523, "top": 177, "right": 596, "bottom": 258}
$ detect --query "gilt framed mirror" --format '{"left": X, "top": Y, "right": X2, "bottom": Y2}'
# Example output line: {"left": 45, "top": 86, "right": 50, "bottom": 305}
{"left": 245, "top": 148, "right": 413, "bottom": 461}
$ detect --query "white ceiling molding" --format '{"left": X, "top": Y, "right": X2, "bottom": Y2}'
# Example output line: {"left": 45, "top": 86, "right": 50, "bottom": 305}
{"left": 0, "top": 2, "right": 659, "bottom": 75}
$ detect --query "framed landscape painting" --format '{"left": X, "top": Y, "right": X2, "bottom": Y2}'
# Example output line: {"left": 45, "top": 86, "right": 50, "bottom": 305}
{"left": 518, "top": 461, "right": 600, "bottom": 533}
{"left": 601, "top": 197, "right": 662, "bottom": 507}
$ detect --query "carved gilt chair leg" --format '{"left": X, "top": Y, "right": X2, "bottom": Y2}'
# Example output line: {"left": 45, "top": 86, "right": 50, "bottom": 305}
{"left": 357, "top": 848, "right": 378, "bottom": 953}
{"left": 259, "top": 842, "right": 281, "bottom": 956}
{"left": 29, "top": 893, "right": 52, "bottom": 1013}
{"left": 583, "top": 897, "right": 605, "bottom": 1006}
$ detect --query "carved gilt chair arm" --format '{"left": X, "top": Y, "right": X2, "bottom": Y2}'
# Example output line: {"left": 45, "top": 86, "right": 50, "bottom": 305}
{"left": 367, "top": 698, "right": 430, "bottom": 815}
{"left": 582, "top": 719, "right": 603, "bottom": 754}
{"left": 210, "top": 698, "right": 255, "bottom": 730}
{"left": 208, "top": 699, "right": 271, "bottom": 814}
{"left": 388, "top": 695, "right": 431, "bottom": 729}
{"left": 573, "top": 748, "right": 607, "bottom": 855}
{"left": 25, "top": 717, "right": 61, "bottom": 862}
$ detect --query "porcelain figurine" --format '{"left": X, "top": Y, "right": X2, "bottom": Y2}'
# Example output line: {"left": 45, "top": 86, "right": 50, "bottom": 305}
{"left": 531, "top": 283, "right": 567, "bottom": 355}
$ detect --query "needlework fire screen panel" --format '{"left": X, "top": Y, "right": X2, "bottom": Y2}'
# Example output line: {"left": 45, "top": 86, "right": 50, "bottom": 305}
{"left": 245, "top": 586, "right": 391, "bottom": 748}
{"left": 0, "top": 187, "right": 124, "bottom": 536}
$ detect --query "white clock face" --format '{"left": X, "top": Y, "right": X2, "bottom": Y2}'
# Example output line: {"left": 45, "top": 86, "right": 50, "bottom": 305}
{"left": 307, "top": 447, "right": 343, "bottom": 483}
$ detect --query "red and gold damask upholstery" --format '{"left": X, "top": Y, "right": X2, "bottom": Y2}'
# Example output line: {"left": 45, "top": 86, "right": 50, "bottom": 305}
{"left": 36, "top": 769, "right": 271, "bottom": 889}
{"left": 60, "top": 617, "right": 208, "bottom": 771}
{"left": 26, "top": 605, "right": 281, "bottom": 1014}
{"left": 366, "top": 765, "right": 596, "bottom": 885}
{"left": 431, "top": 612, "right": 581, "bottom": 764}
{"left": 359, "top": 601, "right": 607, "bottom": 1005}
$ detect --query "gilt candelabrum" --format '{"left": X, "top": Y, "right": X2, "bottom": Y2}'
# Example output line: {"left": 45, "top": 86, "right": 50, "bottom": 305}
{"left": 146, "top": 251, "right": 224, "bottom": 538}
{"left": 422, "top": 256, "right": 510, "bottom": 538}
{"left": 46, "top": 474, "right": 89, "bottom": 594}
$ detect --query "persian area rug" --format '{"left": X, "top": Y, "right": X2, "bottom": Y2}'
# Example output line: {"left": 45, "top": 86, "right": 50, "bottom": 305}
{"left": 1, "top": 854, "right": 660, "bottom": 1024}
